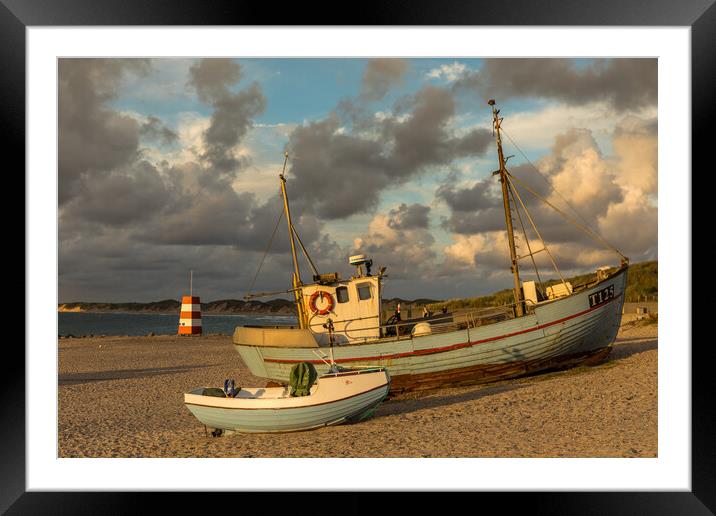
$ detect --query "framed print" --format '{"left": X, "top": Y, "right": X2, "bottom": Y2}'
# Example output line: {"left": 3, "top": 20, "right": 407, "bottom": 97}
{"left": 8, "top": 0, "right": 709, "bottom": 513}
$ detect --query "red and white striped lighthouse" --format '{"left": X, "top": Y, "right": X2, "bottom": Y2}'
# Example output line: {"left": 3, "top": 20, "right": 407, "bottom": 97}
{"left": 178, "top": 270, "right": 202, "bottom": 335}
{"left": 178, "top": 295, "right": 202, "bottom": 335}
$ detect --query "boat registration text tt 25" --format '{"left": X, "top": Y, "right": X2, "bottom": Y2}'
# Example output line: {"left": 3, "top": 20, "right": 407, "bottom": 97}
{"left": 588, "top": 284, "right": 615, "bottom": 308}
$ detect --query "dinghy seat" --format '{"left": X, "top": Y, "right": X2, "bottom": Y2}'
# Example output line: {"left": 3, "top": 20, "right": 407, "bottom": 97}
{"left": 289, "top": 362, "right": 318, "bottom": 397}
{"left": 201, "top": 387, "right": 228, "bottom": 397}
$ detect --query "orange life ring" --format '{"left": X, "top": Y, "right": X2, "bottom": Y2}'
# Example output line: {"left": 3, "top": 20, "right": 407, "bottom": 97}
{"left": 308, "top": 290, "right": 335, "bottom": 315}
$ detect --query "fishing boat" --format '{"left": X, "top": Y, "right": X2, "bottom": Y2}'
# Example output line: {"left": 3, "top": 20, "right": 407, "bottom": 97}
{"left": 234, "top": 99, "right": 629, "bottom": 393}
{"left": 184, "top": 365, "right": 391, "bottom": 434}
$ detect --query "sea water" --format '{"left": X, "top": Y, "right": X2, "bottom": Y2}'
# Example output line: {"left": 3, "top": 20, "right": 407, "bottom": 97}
{"left": 58, "top": 312, "right": 297, "bottom": 337}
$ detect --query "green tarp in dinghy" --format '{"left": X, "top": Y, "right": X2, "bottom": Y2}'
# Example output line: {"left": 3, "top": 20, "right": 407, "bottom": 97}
{"left": 289, "top": 362, "right": 318, "bottom": 397}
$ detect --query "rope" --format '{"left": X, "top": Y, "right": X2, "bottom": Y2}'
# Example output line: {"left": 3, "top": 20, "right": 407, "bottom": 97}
{"left": 292, "top": 224, "right": 319, "bottom": 277}
{"left": 507, "top": 171, "right": 627, "bottom": 261}
{"left": 501, "top": 128, "right": 599, "bottom": 234}
{"left": 244, "top": 207, "right": 284, "bottom": 299}
{"left": 508, "top": 184, "right": 544, "bottom": 293}
{"left": 243, "top": 151, "right": 320, "bottom": 303}
{"left": 506, "top": 174, "right": 569, "bottom": 290}
{"left": 244, "top": 286, "right": 300, "bottom": 300}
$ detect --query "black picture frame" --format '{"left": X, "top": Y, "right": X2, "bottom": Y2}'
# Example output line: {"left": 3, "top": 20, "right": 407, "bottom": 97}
{"left": 6, "top": 0, "right": 707, "bottom": 513}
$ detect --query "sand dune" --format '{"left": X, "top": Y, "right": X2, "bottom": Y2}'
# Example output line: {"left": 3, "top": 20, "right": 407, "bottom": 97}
{"left": 58, "top": 322, "right": 657, "bottom": 458}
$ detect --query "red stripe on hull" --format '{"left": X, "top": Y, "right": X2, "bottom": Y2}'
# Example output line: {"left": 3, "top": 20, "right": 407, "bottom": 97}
{"left": 388, "top": 346, "right": 612, "bottom": 393}
{"left": 262, "top": 292, "right": 621, "bottom": 365}
{"left": 185, "top": 383, "right": 389, "bottom": 410}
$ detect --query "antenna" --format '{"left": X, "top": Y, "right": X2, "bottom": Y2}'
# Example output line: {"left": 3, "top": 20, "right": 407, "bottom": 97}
{"left": 190, "top": 270, "right": 193, "bottom": 297}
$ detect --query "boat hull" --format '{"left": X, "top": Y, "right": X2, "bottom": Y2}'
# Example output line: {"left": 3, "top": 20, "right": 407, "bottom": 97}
{"left": 184, "top": 369, "right": 390, "bottom": 433}
{"left": 234, "top": 269, "right": 628, "bottom": 393}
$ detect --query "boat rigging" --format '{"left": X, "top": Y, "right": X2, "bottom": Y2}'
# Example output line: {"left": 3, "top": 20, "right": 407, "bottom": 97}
{"left": 490, "top": 98, "right": 525, "bottom": 317}
{"left": 236, "top": 100, "right": 630, "bottom": 393}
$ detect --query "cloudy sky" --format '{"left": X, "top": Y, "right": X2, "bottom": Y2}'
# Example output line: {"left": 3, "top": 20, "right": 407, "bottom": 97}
{"left": 58, "top": 58, "right": 657, "bottom": 303}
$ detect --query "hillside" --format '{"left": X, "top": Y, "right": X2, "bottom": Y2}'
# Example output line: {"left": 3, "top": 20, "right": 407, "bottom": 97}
{"left": 426, "top": 260, "right": 657, "bottom": 312}
{"left": 58, "top": 298, "right": 296, "bottom": 315}
{"left": 58, "top": 261, "right": 656, "bottom": 315}
{"left": 622, "top": 261, "right": 658, "bottom": 302}
{"left": 382, "top": 297, "right": 441, "bottom": 309}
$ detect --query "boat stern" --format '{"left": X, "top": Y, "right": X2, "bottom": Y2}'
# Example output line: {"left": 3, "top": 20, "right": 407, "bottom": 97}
{"left": 233, "top": 325, "right": 322, "bottom": 379}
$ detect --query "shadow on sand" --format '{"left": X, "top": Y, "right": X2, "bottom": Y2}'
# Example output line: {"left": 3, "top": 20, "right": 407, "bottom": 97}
{"left": 610, "top": 337, "right": 658, "bottom": 360}
{"left": 375, "top": 383, "right": 526, "bottom": 418}
{"left": 58, "top": 364, "right": 215, "bottom": 385}
{"left": 373, "top": 336, "right": 657, "bottom": 418}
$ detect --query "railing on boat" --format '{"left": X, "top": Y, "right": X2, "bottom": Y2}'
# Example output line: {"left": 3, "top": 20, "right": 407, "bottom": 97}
{"left": 305, "top": 299, "right": 541, "bottom": 345}
{"left": 242, "top": 268, "right": 623, "bottom": 347}
{"left": 305, "top": 267, "right": 622, "bottom": 345}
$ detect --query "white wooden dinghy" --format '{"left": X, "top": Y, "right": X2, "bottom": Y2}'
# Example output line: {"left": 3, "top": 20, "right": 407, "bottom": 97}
{"left": 184, "top": 367, "right": 390, "bottom": 434}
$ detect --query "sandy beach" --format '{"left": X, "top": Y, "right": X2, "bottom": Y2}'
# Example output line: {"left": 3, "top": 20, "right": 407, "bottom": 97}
{"left": 58, "top": 321, "right": 657, "bottom": 458}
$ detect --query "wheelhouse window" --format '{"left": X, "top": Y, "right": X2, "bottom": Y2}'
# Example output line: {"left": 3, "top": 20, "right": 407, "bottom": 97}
{"left": 357, "top": 283, "right": 372, "bottom": 300}
{"left": 336, "top": 286, "right": 349, "bottom": 303}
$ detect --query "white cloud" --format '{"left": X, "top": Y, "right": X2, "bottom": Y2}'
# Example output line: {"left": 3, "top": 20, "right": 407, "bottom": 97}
{"left": 139, "top": 111, "right": 209, "bottom": 166}
{"left": 442, "top": 231, "right": 510, "bottom": 272}
{"left": 443, "top": 233, "right": 487, "bottom": 267}
{"left": 352, "top": 209, "right": 437, "bottom": 280}
{"left": 440, "top": 115, "right": 658, "bottom": 276}
{"left": 426, "top": 62, "right": 468, "bottom": 82}
{"left": 231, "top": 163, "right": 282, "bottom": 200}
{"left": 498, "top": 101, "right": 657, "bottom": 153}
{"left": 545, "top": 130, "right": 619, "bottom": 212}
{"left": 374, "top": 111, "right": 410, "bottom": 124}
{"left": 612, "top": 117, "right": 658, "bottom": 196}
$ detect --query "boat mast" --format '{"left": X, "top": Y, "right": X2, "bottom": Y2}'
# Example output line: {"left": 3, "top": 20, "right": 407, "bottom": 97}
{"left": 489, "top": 99, "right": 524, "bottom": 317}
{"left": 279, "top": 151, "right": 307, "bottom": 328}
